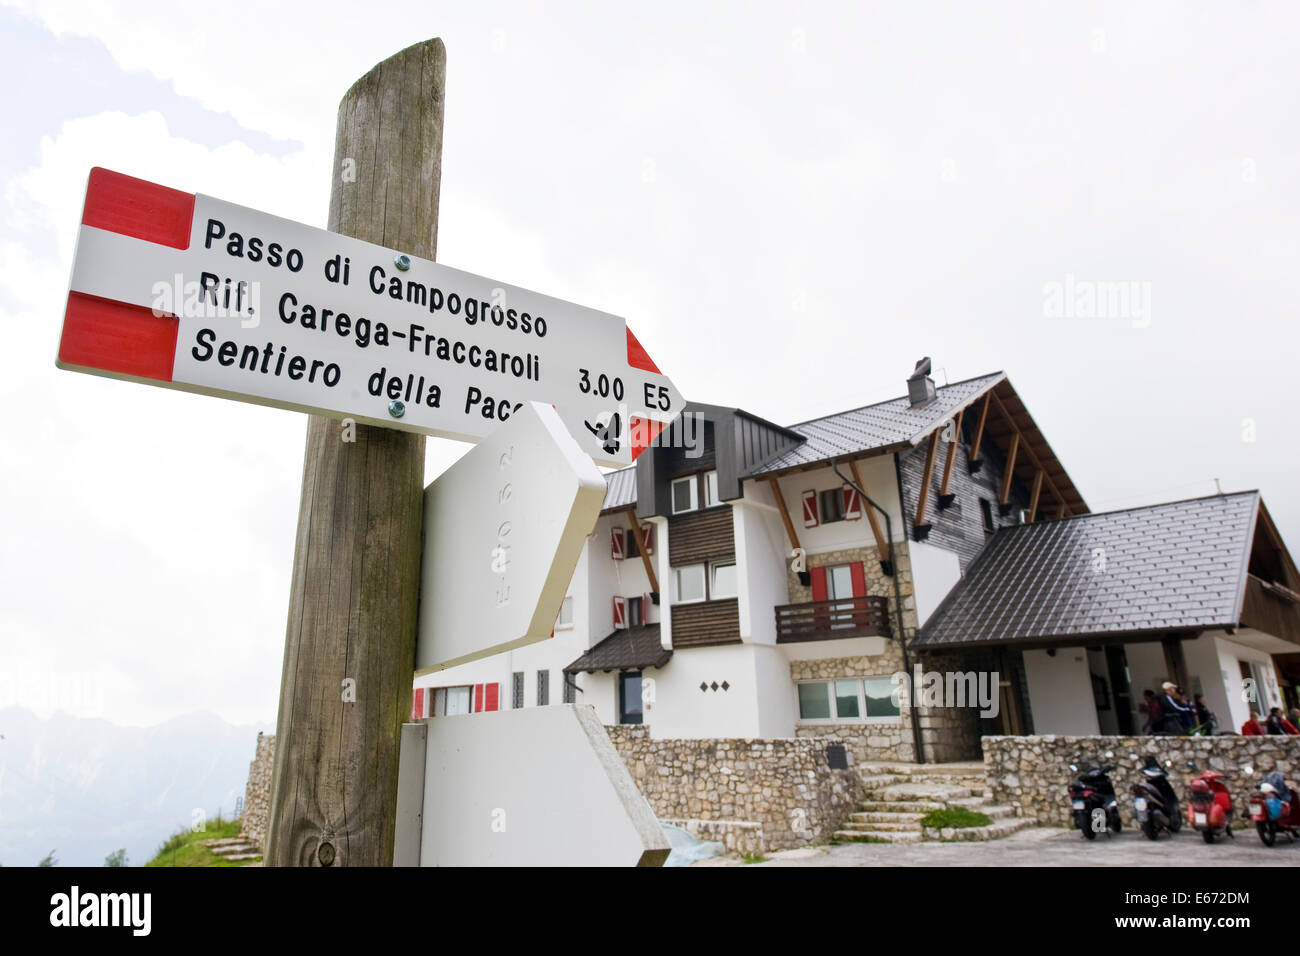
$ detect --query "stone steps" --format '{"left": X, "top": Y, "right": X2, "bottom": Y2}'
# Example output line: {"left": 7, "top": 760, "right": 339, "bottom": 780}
{"left": 203, "top": 838, "right": 262, "bottom": 859}
{"left": 832, "top": 828, "right": 924, "bottom": 844}
{"left": 835, "top": 761, "right": 1029, "bottom": 845}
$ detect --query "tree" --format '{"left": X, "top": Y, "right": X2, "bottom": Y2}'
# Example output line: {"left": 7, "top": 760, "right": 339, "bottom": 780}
{"left": 104, "top": 849, "right": 128, "bottom": 867}
{"left": 38, "top": 850, "right": 57, "bottom": 867}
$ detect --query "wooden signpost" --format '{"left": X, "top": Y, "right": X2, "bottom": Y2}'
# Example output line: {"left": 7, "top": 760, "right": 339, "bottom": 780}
{"left": 53, "top": 38, "right": 682, "bottom": 866}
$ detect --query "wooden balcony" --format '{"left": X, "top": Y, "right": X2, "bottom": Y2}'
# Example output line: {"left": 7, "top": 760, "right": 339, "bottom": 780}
{"left": 774, "top": 596, "right": 890, "bottom": 644}
{"left": 1240, "top": 573, "right": 1300, "bottom": 647}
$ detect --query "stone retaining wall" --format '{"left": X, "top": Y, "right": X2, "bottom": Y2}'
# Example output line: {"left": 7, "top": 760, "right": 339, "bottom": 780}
{"left": 241, "top": 732, "right": 275, "bottom": 852}
{"left": 606, "top": 725, "right": 860, "bottom": 852}
{"left": 983, "top": 734, "right": 1300, "bottom": 826}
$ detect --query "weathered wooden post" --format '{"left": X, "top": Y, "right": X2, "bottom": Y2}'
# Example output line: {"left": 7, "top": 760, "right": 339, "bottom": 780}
{"left": 266, "top": 38, "right": 445, "bottom": 867}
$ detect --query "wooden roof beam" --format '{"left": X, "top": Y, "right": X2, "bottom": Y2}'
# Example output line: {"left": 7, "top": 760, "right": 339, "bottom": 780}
{"left": 625, "top": 508, "right": 659, "bottom": 595}
{"left": 914, "top": 429, "right": 941, "bottom": 535}
{"left": 848, "top": 459, "right": 891, "bottom": 561}
{"left": 766, "top": 477, "right": 800, "bottom": 553}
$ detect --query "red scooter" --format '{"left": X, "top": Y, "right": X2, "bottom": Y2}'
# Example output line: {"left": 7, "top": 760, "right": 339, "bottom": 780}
{"left": 1249, "top": 771, "right": 1300, "bottom": 846}
{"left": 1186, "top": 769, "right": 1234, "bottom": 843}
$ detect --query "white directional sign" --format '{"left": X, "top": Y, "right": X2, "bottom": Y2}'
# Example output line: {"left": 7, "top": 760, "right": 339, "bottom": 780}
{"left": 416, "top": 401, "right": 605, "bottom": 674}
{"left": 56, "top": 167, "right": 682, "bottom": 467}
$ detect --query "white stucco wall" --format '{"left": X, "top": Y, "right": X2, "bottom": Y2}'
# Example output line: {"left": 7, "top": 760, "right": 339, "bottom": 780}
{"left": 769, "top": 454, "right": 905, "bottom": 556}
{"left": 908, "top": 540, "right": 963, "bottom": 627}
{"left": 1214, "top": 634, "right": 1283, "bottom": 730}
{"left": 732, "top": 485, "right": 792, "bottom": 646}
{"left": 1023, "top": 647, "right": 1101, "bottom": 735}
{"left": 638, "top": 644, "right": 770, "bottom": 739}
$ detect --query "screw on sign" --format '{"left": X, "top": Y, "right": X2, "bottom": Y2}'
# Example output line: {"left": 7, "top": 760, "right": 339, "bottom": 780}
{"left": 55, "top": 168, "right": 683, "bottom": 469}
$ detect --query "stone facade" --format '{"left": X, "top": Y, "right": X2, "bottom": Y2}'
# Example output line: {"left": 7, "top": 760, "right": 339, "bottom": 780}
{"left": 983, "top": 734, "right": 1300, "bottom": 825}
{"left": 241, "top": 732, "right": 275, "bottom": 852}
{"left": 785, "top": 544, "right": 982, "bottom": 764}
{"left": 606, "top": 725, "right": 860, "bottom": 852}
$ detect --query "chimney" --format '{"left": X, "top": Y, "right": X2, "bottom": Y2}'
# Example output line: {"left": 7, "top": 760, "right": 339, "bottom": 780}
{"left": 907, "top": 357, "right": 936, "bottom": 406}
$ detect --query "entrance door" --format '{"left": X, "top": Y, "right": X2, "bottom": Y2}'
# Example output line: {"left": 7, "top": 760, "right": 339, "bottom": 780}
{"left": 1105, "top": 645, "right": 1135, "bottom": 735}
{"left": 618, "top": 671, "right": 643, "bottom": 725}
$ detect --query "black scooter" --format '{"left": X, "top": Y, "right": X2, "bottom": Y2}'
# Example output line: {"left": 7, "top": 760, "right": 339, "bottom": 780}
{"left": 1068, "top": 756, "right": 1122, "bottom": 839}
{"left": 1130, "top": 755, "right": 1182, "bottom": 840}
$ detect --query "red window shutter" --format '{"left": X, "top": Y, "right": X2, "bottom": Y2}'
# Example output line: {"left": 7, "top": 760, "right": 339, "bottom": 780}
{"left": 842, "top": 487, "right": 862, "bottom": 520}
{"left": 810, "top": 566, "right": 828, "bottom": 601}
{"left": 850, "top": 561, "right": 867, "bottom": 597}
{"left": 613, "top": 596, "right": 627, "bottom": 629}
{"left": 474, "top": 683, "right": 484, "bottom": 712}
{"left": 484, "top": 683, "right": 500, "bottom": 712}
{"left": 641, "top": 593, "right": 651, "bottom": 622}
{"left": 411, "top": 687, "right": 424, "bottom": 721}
{"left": 801, "top": 490, "right": 820, "bottom": 528}
{"left": 611, "top": 527, "right": 625, "bottom": 560}
{"left": 641, "top": 523, "right": 655, "bottom": 555}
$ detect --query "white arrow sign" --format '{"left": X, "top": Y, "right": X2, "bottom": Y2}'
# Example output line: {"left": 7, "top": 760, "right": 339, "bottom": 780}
{"left": 416, "top": 401, "right": 605, "bottom": 674}
{"left": 56, "top": 168, "right": 682, "bottom": 467}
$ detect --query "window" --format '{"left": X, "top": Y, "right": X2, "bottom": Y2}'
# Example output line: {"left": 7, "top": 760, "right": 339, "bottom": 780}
{"left": 704, "top": 470, "right": 720, "bottom": 507}
{"left": 674, "top": 564, "right": 706, "bottom": 603}
{"left": 797, "top": 678, "right": 901, "bottom": 721}
{"left": 863, "top": 677, "right": 901, "bottom": 718}
{"left": 624, "top": 529, "right": 639, "bottom": 557}
{"left": 980, "top": 498, "right": 995, "bottom": 534}
{"left": 797, "top": 682, "right": 832, "bottom": 720}
{"left": 627, "top": 594, "right": 644, "bottom": 627}
{"left": 537, "top": 670, "right": 550, "bottom": 707}
{"left": 671, "top": 476, "right": 698, "bottom": 514}
{"left": 819, "top": 488, "right": 845, "bottom": 523}
{"left": 512, "top": 671, "right": 524, "bottom": 709}
{"left": 619, "top": 671, "right": 643, "bottom": 724}
{"left": 710, "top": 562, "right": 738, "bottom": 599}
{"left": 562, "top": 673, "right": 576, "bottom": 704}
{"left": 433, "top": 685, "right": 473, "bottom": 717}
{"left": 834, "top": 679, "right": 861, "bottom": 718}
{"left": 826, "top": 563, "right": 857, "bottom": 629}
{"left": 556, "top": 596, "right": 574, "bottom": 629}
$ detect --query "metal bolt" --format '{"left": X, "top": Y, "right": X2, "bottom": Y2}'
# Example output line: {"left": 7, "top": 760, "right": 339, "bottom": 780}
{"left": 388, "top": 399, "right": 405, "bottom": 419}
{"left": 317, "top": 841, "right": 335, "bottom": 866}
{"left": 394, "top": 253, "right": 411, "bottom": 271}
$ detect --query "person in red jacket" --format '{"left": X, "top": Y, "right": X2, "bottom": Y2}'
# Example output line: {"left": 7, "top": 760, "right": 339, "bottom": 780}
{"left": 1241, "top": 712, "right": 1266, "bottom": 735}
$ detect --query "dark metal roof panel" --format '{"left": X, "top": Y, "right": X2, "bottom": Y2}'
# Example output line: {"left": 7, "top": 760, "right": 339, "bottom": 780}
{"left": 564, "top": 624, "right": 671, "bottom": 673}
{"left": 914, "top": 491, "right": 1260, "bottom": 649}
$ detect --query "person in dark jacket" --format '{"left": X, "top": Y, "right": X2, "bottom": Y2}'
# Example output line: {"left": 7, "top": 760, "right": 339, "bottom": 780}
{"left": 1140, "top": 689, "right": 1162, "bottom": 734}
{"left": 1156, "top": 682, "right": 1193, "bottom": 735}
{"left": 1265, "top": 707, "right": 1299, "bottom": 735}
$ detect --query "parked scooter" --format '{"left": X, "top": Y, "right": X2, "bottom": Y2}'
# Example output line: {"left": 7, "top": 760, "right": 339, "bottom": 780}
{"left": 1130, "top": 755, "right": 1181, "bottom": 840}
{"left": 1186, "top": 768, "right": 1234, "bottom": 843}
{"left": 1248, "top": 770, "right": 1300, "bottom": 846}
{"left": 1068, "top": 754, "right": 1122, "bottom": 840}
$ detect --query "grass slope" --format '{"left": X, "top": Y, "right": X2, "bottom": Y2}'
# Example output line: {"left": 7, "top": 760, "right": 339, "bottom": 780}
{"left": 145, "top": 818, "right": 260, "bottom": 867}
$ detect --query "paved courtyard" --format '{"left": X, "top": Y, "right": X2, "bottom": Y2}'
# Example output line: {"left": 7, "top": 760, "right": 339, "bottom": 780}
{"left": 697, "top": 826, "right": 1300, "bottom": 866}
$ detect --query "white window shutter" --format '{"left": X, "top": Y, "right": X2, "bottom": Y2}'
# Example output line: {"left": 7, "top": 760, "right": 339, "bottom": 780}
{"left": 843, "top": 486, "right": 862, "bottom": 520}
{"left": 613, "top": 596, "right": 627, "bottom": 629}
{"left": 641, "top": 523, "right": 655, "bottom": 555}
{"left": 611, "top": 527, "right": 625, "bottom": 560}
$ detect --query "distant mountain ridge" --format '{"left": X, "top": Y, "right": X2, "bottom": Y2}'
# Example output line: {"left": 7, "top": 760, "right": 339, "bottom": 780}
{"left": 0, "top": 707, "right": 271, "bottom": 867}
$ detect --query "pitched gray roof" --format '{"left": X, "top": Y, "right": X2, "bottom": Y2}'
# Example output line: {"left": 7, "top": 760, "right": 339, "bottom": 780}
{"left": 564, "top": 624, "right": 671, "bottom": 673}
{"left": 601, "top": 371, "right": 1008, "bottom": 509}
{"left": 755, "top": 372, "right": 1006, "bottom": 474}
{"left": 913, "top": 492, "right": 1261, "bottom": 649}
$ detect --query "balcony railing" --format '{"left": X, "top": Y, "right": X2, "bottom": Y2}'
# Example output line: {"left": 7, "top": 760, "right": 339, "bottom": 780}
{"left": 774, "top": 596, "right": 890, "bottom": 644}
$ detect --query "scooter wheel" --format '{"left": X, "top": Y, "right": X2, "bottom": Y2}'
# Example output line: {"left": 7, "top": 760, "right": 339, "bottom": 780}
{"left": 1169, "top": 811, "right": 1181, "bottom": 833}
{"left": 1258, "top": 822, "right": 1276, "bottom": 847}
{"left": 1081, "top": 824, "right": 1097, "bottom": 840}
{"left": 1202, "top": 828, "right": 1215, "bottom": 844}
{"left": 1109, "top": 813, "right": 1122, "bottom": 833}
{"left": 1142, "top": 819, "right": 1159, "bottom": 841}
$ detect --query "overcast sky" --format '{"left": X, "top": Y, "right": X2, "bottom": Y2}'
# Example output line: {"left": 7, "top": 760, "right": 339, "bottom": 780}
{"left": 2, "top": 1, "right": 1297, "bottom": 727}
